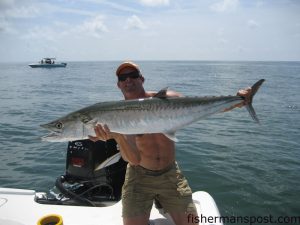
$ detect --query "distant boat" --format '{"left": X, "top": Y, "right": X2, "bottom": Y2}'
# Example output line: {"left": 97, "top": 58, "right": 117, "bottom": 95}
{"left": 29, "top": 58, "right": 67, "bottom": 68}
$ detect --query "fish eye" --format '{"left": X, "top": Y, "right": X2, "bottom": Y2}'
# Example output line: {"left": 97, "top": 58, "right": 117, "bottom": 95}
{"left": 55, "top": 122, "right": 63, "bottom": 129}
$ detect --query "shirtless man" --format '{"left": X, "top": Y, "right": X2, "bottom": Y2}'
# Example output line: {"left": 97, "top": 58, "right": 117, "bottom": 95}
{"left": 89, "top": 61, "right": 252, "bottom": 225}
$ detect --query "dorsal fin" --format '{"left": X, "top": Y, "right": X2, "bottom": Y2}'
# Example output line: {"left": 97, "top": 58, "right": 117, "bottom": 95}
{"left": 154, "top": 87, "right": 168, "bottom": 99}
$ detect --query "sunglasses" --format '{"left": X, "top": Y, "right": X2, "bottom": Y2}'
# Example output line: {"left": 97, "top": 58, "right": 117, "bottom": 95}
{"left": 118, "top": 71, "right": 141, "bottom": 82}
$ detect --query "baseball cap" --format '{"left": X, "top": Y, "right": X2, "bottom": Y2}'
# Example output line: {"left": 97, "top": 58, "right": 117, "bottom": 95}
{"left": 116, "top": 61, "right": 141, "bottom": 76}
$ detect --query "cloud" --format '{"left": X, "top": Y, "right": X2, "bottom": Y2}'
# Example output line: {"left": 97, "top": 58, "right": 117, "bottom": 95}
{"left": 19, "top": 14, "right": 108, "bottom": 42}
{"left": 3, "top": 5, "right": 41, "bottom": 18}
{"left": 210, "top": 0, "right": 239, "bottom": 12}
{"left": 247, "top": 19, "right": 260, "bottom": 29}
{"left": 101, "top": 1, "right": 142, "bottom": 13}
{"left": 21, "top": 26, "right": 56, "bottom": 41}
{"left": 0, "top": 18, "right": 17, "bottom": 34}
{"left": 0, "top": 20, "right": 9, "bottom": 33}
{"left": 78, "top": 15, "right": 108, "bottom": 38}
{"left": 139, "top": 0, "right": 170, "bottom": 7}
{"left": 125, "top": 15, "right": 147, "bottom": 30}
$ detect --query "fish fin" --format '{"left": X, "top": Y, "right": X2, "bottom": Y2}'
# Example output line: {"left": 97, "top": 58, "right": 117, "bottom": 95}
{"left": 245, "top": 79, "right": 265, "bottom": 123}
{"left": 163, "top": 132, "right": 178, "bottom": 142}
{"left": 251, "top": 79, "right": 265, "bottom": 98}
{"left": 85, "top": 119, "right": 98, "bottom": 127}
{"left": 246, "top": 104, "right": 260, "bottom": 123}
{"left": 154, "top": 87, "right": 169, "bottom": 99}
{"left": 94, "top": 152, "right": 121, "bottom": 171}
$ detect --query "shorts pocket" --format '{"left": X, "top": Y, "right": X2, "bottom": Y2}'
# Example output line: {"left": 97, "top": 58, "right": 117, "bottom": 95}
{"left": 167, "top": 168, "right": 192, "bottom": 197}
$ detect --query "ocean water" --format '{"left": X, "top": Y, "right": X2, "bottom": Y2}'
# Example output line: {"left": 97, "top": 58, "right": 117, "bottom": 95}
{"left": 0, "top": 61, "right": 299, "bottom": 219}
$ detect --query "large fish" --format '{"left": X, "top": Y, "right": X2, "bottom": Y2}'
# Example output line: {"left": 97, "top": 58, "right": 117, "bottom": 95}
{"left": 41, "top": 79, "right": 265, "bottom": 142}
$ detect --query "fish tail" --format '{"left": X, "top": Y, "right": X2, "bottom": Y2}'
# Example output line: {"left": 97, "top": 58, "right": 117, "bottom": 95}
{"left": 245, "top": 79, "right": 265, "bottom": 123}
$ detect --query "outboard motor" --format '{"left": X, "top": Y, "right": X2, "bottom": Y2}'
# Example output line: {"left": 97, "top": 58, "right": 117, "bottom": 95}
{"left": 36, "top": 139, "right": 127, "bottom": 206}
{"left": 66, "top": 139, "right": 119, "bottom": 180}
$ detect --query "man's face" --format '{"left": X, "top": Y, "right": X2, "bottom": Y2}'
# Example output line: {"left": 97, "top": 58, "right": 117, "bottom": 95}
{"left": 117, "top": 67, "right": 144, "bottom": 94}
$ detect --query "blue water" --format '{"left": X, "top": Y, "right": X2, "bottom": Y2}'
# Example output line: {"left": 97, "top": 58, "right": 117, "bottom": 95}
{"left": 0, "top": 61, "right": 299, "bottom": 219}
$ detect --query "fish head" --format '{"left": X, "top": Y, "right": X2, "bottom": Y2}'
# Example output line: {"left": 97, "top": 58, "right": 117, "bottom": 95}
{"left": 40, "top": 114, "right": 90, "bottom": 142}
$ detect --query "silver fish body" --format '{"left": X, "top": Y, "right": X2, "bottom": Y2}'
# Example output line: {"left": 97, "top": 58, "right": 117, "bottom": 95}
{"left": 41, "top": 79, "right": 265, "bottom": 142}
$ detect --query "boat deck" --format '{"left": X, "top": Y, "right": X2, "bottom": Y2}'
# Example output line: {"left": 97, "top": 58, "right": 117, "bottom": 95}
{"left": 0, "top": 188, "right": 223, "bottom": 225}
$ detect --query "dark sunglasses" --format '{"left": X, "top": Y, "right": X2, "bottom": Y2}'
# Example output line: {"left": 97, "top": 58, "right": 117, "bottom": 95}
{"left": 118, "top": 71, "right": 141, "bottom": 82}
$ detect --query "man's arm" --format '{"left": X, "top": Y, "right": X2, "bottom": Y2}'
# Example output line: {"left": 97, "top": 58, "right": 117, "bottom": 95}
{"left": 147, "top": 89, "right": 183, "bottom": 98}
{"left": 166, "top": 90, "right": 183, "bottom": 97}
{"left": 89, "top": 124, "right": 141, "bottom": 165}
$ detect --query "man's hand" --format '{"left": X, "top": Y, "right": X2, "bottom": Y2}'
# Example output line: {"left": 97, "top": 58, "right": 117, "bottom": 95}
{"left": 89, "top": 124, "right": 114, "bottom": 142}
{"left": 236, "top": 87, "right": 252, "bottom": 108}
{"left": 223, "top": 87, "right": 253, "bottom": 112}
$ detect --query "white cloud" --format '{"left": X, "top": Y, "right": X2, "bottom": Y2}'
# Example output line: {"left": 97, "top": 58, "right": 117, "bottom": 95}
{"left": 19, "top": 14, "right": 108, "bottom": 41}
{"left": 210, "top": 0, "right": 239, "bottom": 12}
{"left": 100, "top": 1, "right": 142, "bottom": 13}
{"left": 4, "top": 5, "right": 40, "bottom": 18}
{"left": 0, "top": 20, "right": 10, "bottom": 33}
{"left": 21, "top": 26, "right": 56, "bottom": 41}
{"left": 139, "top": 0, "right": 170, "bottom": 7}
{"left": 125, "top": 15, "right": 147, "bottom": 30}
{"left": 78, "top": 15, "right": 108, "bottom": 38}
{"left": 247, "top": 19, "right": 260, "bottom": 29}
{"left": 0, "top": 16, "right": 17, "bottom": 34}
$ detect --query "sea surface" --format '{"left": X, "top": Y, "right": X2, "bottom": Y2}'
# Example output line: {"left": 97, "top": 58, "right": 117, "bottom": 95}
{"left": 0, "top": 61, "right": 299, "bottom": 221}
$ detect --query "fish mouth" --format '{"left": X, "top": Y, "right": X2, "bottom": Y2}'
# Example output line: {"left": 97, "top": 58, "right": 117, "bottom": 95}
{"left": 40, "top": 123, "right": 53, "bottom": 130}
{"left": 40, "top": 123, "right": 61, "bottom": 142}
{"left": 41, "top": 132, "right": 62, "bottom": 142}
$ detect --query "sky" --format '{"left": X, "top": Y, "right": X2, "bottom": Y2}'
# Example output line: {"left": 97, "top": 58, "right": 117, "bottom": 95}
{"left": 0, "top": 0, "right": 299, "bottom": 62}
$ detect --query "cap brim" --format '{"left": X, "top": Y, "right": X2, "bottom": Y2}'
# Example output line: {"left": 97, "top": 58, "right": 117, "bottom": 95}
{"left": 116, "top": 62, "right": 140, "bottom": 76}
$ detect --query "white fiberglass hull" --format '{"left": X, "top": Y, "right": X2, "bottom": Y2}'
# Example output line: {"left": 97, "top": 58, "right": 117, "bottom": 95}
{"left": 28, "top": 63, "right": 67, "bottom": 68}
{"left": 0, "top": 188, "right": 223, "bottom": 225}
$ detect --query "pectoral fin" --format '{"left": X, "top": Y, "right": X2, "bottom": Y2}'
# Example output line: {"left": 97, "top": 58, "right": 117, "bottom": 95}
{"left": 163, "top": 132, "right": 178, "bottom": 142}
{"left": 81, "top": 117, "right": 98, "bottom": 130}
{"left": 94, "top": 152, "right": 121, "bottom": 171}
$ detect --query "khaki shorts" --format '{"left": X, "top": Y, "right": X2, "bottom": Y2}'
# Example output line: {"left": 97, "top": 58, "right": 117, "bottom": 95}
{"left": 122, "top": 162, "right": 197, "bottom": 218}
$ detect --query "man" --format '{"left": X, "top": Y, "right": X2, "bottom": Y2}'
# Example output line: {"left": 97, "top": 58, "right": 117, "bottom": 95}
{"left": 89, "top": 61, "right": 252, "bottom": 225}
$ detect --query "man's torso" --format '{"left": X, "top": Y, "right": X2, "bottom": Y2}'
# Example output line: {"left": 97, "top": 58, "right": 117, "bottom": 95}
{"left": 134, "top": 133, "right": 175, "bottom": 170}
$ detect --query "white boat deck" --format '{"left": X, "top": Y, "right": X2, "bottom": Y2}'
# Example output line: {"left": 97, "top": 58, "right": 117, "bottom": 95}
{"left": 0, "top": 188, "right": 223, "bottom": 225}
